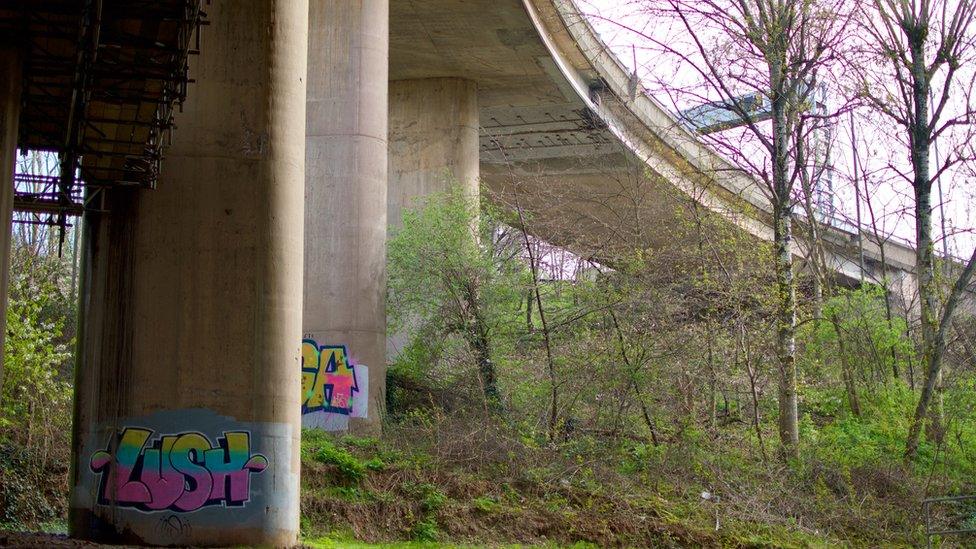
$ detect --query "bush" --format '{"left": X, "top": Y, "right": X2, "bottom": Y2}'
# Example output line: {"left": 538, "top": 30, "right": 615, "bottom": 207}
{"left": 0, "top": 247, "right": 75, "bottom": 528}
{"left": 314, "top": 440, "right": 367, "bottom": 483}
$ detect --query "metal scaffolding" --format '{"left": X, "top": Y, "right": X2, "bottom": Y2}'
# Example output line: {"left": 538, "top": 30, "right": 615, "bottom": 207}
{"left": 1, "top": 0, "right": 206, "bottom": 243}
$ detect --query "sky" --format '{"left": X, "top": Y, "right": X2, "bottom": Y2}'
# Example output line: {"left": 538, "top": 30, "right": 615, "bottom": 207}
{"left": 577, "top": 0, "right": 976, "bottom": 260}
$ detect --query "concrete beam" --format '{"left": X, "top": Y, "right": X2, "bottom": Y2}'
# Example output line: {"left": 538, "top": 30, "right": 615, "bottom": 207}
{"left": 68, "top": 1, "right": 307, "bottom": 544}
{"left": 0, "top": 47, "right": 20, "bottom": 400}
{"left": 304, "top": 0, "right": 388, "bottom": 433}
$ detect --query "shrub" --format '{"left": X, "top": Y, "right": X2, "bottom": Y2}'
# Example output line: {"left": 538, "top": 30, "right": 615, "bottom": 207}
{"left": 314, "top": 440, "right": 366, "bottom": 483}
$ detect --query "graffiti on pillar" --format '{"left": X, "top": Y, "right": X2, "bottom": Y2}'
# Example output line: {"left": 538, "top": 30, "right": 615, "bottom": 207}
{"left": 88, "top": 428, "right": 268, "bottom": 512}
{"left": 301, "top": 338, "right": 368, "bottom": 430}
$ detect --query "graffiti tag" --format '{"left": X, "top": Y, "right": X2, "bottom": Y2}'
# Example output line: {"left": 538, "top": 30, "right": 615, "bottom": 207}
{"left": 89, "top": 428, "right": 268, "bottom": 512}
{"left": 302, "top": 339, "right": 364, "bottom": 417}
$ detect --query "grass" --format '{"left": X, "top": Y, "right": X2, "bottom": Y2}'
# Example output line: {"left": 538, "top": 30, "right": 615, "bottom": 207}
{"left": 298, "top": 423, "right": 916, "bottom": 548}
{"left": 303, "top": 537, "right": 600, "bottom": 549}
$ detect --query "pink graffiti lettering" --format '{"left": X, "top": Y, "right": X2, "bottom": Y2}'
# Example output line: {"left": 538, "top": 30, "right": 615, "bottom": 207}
{"left": 89, "top": 427, "right": 268, "bottom": 512}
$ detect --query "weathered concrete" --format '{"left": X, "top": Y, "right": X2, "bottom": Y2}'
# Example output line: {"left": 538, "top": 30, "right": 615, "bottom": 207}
{"left": 0, "top": 47, "right": 20, "bottom": 398}
{"left": 68, "top": 1, "right": 307, "bottom": 545}
{"left": 305, "top": 0, "right": 388, "bottom": 433}
{"left": 388, "top": 78, "right": 479, "bottom": 229}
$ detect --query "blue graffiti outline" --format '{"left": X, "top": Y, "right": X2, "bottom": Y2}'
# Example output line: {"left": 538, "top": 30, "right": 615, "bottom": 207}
{"left": 301, "top": 339, "right": 360, "bottom": 416}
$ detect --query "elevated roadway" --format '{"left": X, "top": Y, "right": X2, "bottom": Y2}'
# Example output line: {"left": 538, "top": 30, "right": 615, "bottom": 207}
{"left": 390, "top": 0, "right": 918, "bottom": 288}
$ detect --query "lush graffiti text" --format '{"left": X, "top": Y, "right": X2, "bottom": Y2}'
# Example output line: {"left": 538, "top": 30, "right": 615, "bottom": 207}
{"left": 89, "top": 428, "right": 268, "bottom": 512}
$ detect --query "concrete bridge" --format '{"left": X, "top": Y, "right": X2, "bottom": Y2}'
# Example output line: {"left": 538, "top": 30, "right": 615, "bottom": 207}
{"left": 0, "top": 0, "right": 922, "bottom": 545}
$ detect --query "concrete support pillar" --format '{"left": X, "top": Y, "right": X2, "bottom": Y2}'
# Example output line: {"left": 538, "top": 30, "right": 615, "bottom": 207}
{"left": 388, "top": 78, "right": 480, "bottom": 229}
{"left": 0, "top": 48, "right": 21, "bottom": 396}
{"left": 304, "top": 0, "right": 388, "bottom": 433}
{"left": 386, "top": 78, "right": 479, "bottom": 359}
{"left": 68, "top": 1, "right": 307, "bottom": 545}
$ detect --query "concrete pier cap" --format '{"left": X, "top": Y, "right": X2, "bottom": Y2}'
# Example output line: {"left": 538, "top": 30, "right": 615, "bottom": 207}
{"left": 68, "top": 0, "right": 307, "bottom": 545}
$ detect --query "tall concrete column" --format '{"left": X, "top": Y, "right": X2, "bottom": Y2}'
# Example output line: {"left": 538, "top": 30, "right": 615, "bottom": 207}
{"left": 386, "top": 78, "right": 480, "bottom": 359}
{"left": 0, "top": 48, "right": 21, "bottom": 397}
{"left": 305, "top": 0, "right": 388, "bottom": 433}
{"left": 68, "top": 1, "right": 307, "bottom": 545}
{"left": 388, "top": 78, "right": 480, "bottom": 230}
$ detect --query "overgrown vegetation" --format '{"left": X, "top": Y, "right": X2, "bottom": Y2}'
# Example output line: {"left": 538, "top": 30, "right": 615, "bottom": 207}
{"left": 0, "top": 241, "right": 76, "bottom": 530}
{"left": 4, "top": 189, "right": 973, "bottom": 547}
{"left": 377, "top": 190, "right": 976, "bottom": 547}
{"left": 300, "top": 427, "right": 856, "bottom": 548}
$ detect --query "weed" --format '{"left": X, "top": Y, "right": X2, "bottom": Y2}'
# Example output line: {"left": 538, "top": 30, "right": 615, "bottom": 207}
{"left": 410, "top": 516, "right": 439, "bottom": 542}
{"left": 471, "top": 495, "right": 500, "bottom": 514}
{"left": 363, "top": 457, "right": 386, "bottom": 471}
{"left": 314, "top": 440, "right": 366, "bottom": 483}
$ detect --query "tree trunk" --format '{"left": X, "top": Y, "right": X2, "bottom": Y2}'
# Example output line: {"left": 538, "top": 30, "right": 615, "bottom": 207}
{"left": 831, "top": 313, "right": 861, "bottom": 417}
{"left": 905, "top": 41, "right": 944, "bottom": 458}
{"left": 774, "top": 207, "right": 800, "bottom": 459}
{"left": 741, "top": 324, "right": 769, "bottom": 463}
{"left": 707, "top": 333, "right": 717, "bottom": 432}
{"left": 856, "top": 111, "right": 902, "bottom": 381}
{"left": 465, "top": 282, "right": 501, "bottom": 411}
{"left": 771, "top": 85, "right": 800, "bottom": 460}
{"left": 796, "top": 130, "right": 827, "bottom": 321}
{"left": 512, "top": 191, "right": 559, "bottom": 440}
{"left": 609, "top": 309, "right": 659, "bottom": 446}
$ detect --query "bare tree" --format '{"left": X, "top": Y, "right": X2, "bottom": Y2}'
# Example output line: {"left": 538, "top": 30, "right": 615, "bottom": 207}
{"left": 852, "top": 0, "right": 976, "bottom": 459}
{"left": 625, "top": 0, "right": 849, "bottom": 458}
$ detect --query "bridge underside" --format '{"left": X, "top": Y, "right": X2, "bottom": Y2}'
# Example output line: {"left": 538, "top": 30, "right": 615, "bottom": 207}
{"left": 392, "top": 0, "right": 916, "bottom": 286}
{"left": 392, "top": 0, "right": 716, "bottom": 259}
{"left": 0, "top": 1, "right": 926, "bottom": 546}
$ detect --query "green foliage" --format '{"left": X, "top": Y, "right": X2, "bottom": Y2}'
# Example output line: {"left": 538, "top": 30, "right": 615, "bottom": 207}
{"left": 1, "top": 253, "right": 74, "bottom": 433}
{"left": 804, "top": 384, "right": 916, "bottom": 469}
{"left": 802, "top": 285, "right": 914, "bottom": 387}
{"left": 620, "top": 442, "right": 667, "bottom": 474}
{"left": 363, "top": 456, "right": 386, "bottom": 471}
{"left": 471, "top": 495, "right": 500, "bottom": 514}
{"left": 323, "top": 485, "right": 367, "bottom": 502}
{"left": 0, "top": 245, "right": 76, "bottom": 528}
{"left": 400, "top": 481, "right": 447, "bottom": 541}
{"left": 409, "top": 516, "right": 440, "bottom": 542}
{"left": 313, "top": 439, "right": 367, "bottom": 483}
{"left": 340, "top": 434, "right": 381, "bottom": 450}
{"left": 402, "top": 481, "right": 447, "bottom": 513}
{"left": 387, "top": 187, "right": 526, "bottom": 338}
{"left": 0, "top": 456, "right": 59, "bottom": 527}
{"left": 389, "top": 334, "right": 449, "bottom": 383}
{"left": 793, "top": 285, "right": 976, "bottom": 490}
{"left": 387, "top": 187, "right": 530, "bottom": 408}
{"left": 800, "top": 381, "right": 976, "bottom": 490}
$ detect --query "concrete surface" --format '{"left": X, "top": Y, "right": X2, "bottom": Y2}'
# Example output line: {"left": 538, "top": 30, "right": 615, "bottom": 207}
{"left": 67, "top": 0, "right": 307, "bottom": 544}
{"left": 305, "top": 0, "right": 389, "bottom": 433}
{"left": 388, "top": 78, "right": 480, "bottom": 230}
{"left": 0, "top": 47, "right": 19, "bottom": 401}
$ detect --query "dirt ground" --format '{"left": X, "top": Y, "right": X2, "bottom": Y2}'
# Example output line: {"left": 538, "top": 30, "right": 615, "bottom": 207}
{"left": 0, "top": 532, "right": 136, "bottom": 548}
